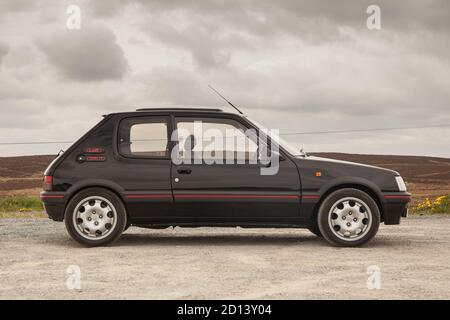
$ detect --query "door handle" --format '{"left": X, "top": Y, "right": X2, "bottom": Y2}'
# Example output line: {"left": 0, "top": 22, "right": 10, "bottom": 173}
{"left": 177, "top": 168, "right": 192, "bottom": 174}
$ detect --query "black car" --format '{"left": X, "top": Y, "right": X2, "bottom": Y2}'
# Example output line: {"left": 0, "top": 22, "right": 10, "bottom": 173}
{"left": 41, "top": 108, "right": 410, "bottom": 247}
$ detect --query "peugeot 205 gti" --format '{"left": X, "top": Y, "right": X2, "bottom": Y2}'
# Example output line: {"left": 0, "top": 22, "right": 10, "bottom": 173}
{"left": 41, "top": 108, "right": 410, "bottom": 247}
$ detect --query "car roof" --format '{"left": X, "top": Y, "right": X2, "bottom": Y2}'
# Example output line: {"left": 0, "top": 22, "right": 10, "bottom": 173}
{"left": 105, "top": 107, "right": 243, "bottom": 117}
{"left": 136, "top": 107, "right": 224, "bottom": 113}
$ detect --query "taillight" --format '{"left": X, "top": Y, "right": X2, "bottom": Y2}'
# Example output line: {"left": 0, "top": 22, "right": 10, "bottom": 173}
{"left": 43, "top": 175, "right": 53, "bottom": 191}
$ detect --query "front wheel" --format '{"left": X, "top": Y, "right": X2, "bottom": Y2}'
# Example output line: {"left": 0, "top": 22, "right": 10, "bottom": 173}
{"left": 317, "top": 188, "right": 380, "bottom": 247}
{"left": 308, "top": 222, "right": 323, "bottom": 237}
{"left": 64, "top": 188, "right": 127, "bottom": 247}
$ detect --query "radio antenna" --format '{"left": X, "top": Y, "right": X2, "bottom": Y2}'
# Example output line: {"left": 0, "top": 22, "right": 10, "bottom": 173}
{"left": 208, "top": 84, "right": 243, "bottom": 114}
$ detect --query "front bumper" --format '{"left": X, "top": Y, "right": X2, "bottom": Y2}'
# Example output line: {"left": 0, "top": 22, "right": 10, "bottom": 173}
{"left": 40, "top": 192, "right": 66, "bottom": 221}
{"left": 382, "top": 192, "right": 411, "bottom": 225}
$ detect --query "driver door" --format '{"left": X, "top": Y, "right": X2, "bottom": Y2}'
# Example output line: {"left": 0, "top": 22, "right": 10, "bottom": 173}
{"left": 170, "top": 116, "right": 300, "bottom": 220}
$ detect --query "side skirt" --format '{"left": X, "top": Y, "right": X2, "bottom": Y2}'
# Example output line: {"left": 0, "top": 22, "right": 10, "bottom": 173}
{"left": 131, "top": 222, "right": 309, "bottom": 229}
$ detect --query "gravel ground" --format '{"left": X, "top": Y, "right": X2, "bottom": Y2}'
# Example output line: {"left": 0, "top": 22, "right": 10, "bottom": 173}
{"left": 0, "top": 215, "right": 449, "bottom": 299}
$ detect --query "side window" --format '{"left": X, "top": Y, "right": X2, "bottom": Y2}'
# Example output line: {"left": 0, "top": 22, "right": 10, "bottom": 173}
{"left": 175, "top": 117, "right": 259, "bottom": 162}
{"left": 118, "top": 117, "right": 169, "bottom": 158}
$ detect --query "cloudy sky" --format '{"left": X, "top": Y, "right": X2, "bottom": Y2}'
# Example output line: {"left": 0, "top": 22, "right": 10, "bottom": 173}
{"left": 0, "top": 0, "right": 449, "bottom": 157}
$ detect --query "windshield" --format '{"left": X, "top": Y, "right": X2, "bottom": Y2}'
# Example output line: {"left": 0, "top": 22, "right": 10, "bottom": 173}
{"left": 244, "top": 116, "right": 305, "bottom": 157}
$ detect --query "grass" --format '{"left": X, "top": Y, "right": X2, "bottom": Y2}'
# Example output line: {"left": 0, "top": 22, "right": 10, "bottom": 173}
{"left": 0, "top": 196, "right": 44, "bottom": 214}
{"left": 410, "top": 195, "right": 450, "bottom": 214}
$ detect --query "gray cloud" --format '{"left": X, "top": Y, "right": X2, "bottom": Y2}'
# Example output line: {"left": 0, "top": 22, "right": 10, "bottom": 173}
{"left": 145, "top": 23, "right": 242, "bottom": 69}
{"left": 136, "top": 66, "right": 218, "bottom": 105}
{"left": 89, "top": 0, "right": 124, "bottom": 17}
{"left": 0, "top": 0, "right": 449, "bottom": 157}
{"left": 0, "top": 42, "right": 9, "bottom": 65}
{"left": 117, "top": 0, "right": 450, "bottom": 70}
{"left": 37, "top": 24, "right": 129, "bottom": 81}
{"left": 90, "top": 0, "right": 450, "bottom": 33}
{"left": 0, "top": 0, "right": 37, "bottom": 14}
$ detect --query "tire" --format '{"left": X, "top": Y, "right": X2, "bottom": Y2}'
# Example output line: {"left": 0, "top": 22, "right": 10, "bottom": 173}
{"left": 64, "top": 188, "right": 127, "bottom": 247}
{"left": 317, "top": 188, "right": 380, "bottom": 247}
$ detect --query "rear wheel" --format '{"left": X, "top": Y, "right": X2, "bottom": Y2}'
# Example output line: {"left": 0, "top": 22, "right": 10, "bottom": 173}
{"left": 317, "top": 188, "right": 380, "bottom": 247}
{"left": 64, "top": 188, "right": 127, "bottom": 247}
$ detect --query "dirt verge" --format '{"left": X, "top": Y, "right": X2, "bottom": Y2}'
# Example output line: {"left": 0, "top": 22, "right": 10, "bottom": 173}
{"left": 0, "top": 215, "right": 449, "bottom": 299}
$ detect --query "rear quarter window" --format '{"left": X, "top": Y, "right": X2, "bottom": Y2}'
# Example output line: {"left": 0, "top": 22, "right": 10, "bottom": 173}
{"left": 118, "top": 116, "right": 170, "bottom": 158}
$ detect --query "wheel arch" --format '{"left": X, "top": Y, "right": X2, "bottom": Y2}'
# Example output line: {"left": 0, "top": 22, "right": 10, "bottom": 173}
{"left": 63, "top": 182, "right": 129, "bottom": 222}
{"left": 312, "top": 182, "right": 385, "bottom": 224}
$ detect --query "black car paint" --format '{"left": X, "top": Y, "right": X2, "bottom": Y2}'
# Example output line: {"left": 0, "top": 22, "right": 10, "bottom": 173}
{"left": 41, "top": 110, "right": 410, "bottom": 228}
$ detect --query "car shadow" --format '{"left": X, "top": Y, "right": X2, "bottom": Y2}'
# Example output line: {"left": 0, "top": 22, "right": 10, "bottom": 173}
{"left": 53, "top": 230, "right": 404, "bottom": 249}
{"left": 114, "top": 232, "right": 325, "bottom": 247}
{"left": 114, "top": 233, "right": 404, "bottom": 248}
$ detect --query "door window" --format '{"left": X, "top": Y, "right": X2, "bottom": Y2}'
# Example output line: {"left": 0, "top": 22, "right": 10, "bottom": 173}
{"left": 174, "top": 118, "right": 259, "bottom": 163}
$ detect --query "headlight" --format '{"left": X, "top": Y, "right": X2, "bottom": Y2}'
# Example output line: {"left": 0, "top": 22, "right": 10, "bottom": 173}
{"left": 395, "top": 176, "right": 407, "bottom": 191}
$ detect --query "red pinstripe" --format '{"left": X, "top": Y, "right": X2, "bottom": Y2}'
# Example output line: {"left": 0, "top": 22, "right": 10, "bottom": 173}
{"left": 125, "top": 194, "right": 172, "bottom": 199}
{"left": 123, "top": 194, "right": 319, "bottom": 199}
{"left": 40, "top": 195, "right": 64, "bottom": 199}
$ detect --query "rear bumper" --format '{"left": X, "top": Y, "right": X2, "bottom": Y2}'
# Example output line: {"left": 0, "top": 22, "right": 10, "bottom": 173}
{"left": 382, "top": 192, "right": 411, "bottom": 225}
{"left": 40, "top": 192, "right": 66, "bottom": 221}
